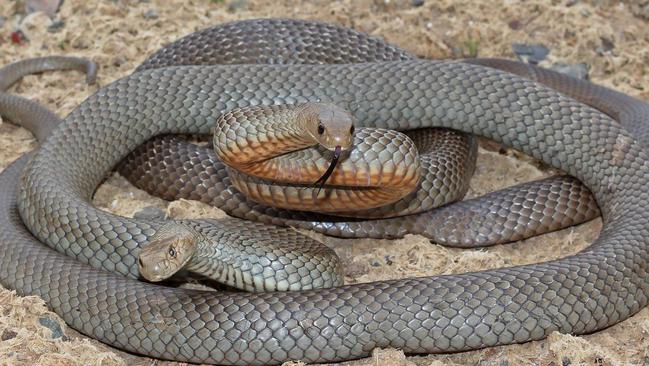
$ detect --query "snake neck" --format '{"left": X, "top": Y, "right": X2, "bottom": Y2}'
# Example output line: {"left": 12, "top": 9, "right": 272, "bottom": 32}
{"left": 184, "top": 219, "right": 343, "bottom": 292}
{"left": 213, "top": 104, "right": 326, "bottom": 183}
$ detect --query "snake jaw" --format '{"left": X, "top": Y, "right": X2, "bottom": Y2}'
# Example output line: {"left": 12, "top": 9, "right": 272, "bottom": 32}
{"left": 314, "top": 145, "right": 342, "bottom": 196}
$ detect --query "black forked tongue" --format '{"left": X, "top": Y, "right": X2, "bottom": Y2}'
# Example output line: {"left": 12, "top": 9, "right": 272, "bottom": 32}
{"left": 314, "top": 145, "right": 342, "bottom": 196}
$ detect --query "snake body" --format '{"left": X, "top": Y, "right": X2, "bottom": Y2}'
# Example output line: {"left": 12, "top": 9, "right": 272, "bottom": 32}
{"left": 212, "top": 103, "right": 424, "bottom": 213}
{"left": 0, "top": 56, "right": 96, "bottom": 141}
{"left": 116, "top": 19, "right": 600, "bottom": 245}
{"left": 4, "top": 19, "right": 649, "bottom": 365}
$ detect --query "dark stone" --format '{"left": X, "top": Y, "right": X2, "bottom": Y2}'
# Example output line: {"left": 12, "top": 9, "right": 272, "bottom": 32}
{"left": 133, "top": 206, "right": 166, "bottom": 220}
{"left": 227, "top": 0, "right": 248, "bottom": 12}
{"left": 25, "top": 0, "right": 63, "bottom": 16}
{"left": 411, "top": 0, "right": 425, "bottom": 7}
{"left": 113, "top": 56, "right": 127, "bottom": 67}
{"left": 562, "top": 356, "right": 571, "bottom": 366}
{"left": 1, "top": 329, "right": 17, "bottom": 341}
{"left": 550, "top": 62, "right": 589, "bottom": 80}
{"left": 512, "top": 43, "right": 550, "bottom": 64}
{"left": 596, "top": 36, "right": 615, "bottom": 55}
{"left": 47, "top": 19, "right": 65, "bottom": 33}
{"left": 143, "top": 9, "right": 158, "bottom": 19}
{"left": 508, "top": 19, "right": 522, "bottom": 30}
{"left": 38, "top": 316, "right": 68, "bottom": 340}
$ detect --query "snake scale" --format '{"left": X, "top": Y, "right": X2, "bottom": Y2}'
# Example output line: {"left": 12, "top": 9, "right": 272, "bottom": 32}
{"left": 2, "top": 18, "right": 649, "bottom": 365}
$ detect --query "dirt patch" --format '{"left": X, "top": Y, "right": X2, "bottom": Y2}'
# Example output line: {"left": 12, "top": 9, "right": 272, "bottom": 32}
{"left": 1, "top": 0, "right": 648, "bottom": 365}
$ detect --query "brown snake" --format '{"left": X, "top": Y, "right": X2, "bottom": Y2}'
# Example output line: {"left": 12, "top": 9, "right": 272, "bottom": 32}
{"left": 212, "top": 103, "right": 423, "bottom": 214}
{"left": 2, "top": 18, "right": 649, "bottom": 365}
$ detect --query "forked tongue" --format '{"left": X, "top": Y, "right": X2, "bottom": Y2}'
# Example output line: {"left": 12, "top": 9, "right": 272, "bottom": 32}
{"left": 314, "top": 145, "right": 342, "bottom": 196}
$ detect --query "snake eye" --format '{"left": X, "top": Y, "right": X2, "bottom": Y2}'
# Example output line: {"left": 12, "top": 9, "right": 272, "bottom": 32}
{"left": 168, "top": 247, "right": 176, "bottom": 258}
{"left": 350, "top": 125, "right": 355, "bottom": 134}
{"left": 317, "top": 123, "right": 325, "bottom": 135}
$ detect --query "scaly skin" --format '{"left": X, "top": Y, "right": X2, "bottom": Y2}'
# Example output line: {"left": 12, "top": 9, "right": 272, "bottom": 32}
{"left": 1, "top": 20, "right": 594, "bottom": 246}
{"left": 15, "top": 51, "right": 649, "bottom": 366}
{"left": 121, "top": 19, "right": 601, "bottom": 244}
{"left": 0, "top": 56, "right": 96, "bottom": 141}
{"left": 214, "top": 103, "right": 422, "bottom": 213}
{"left": 0, "top": 56, "right": 343, "bottom": 293}
{"left": 3, "top": 19, "right": 649, "bottom": 365}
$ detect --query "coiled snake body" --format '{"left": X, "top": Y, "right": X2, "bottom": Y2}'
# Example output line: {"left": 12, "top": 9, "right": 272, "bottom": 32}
{"left": 2, "top": 19, "right": 649, "bottom": 365}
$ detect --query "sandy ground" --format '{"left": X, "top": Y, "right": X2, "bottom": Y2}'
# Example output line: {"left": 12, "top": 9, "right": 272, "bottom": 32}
{"left": 1, "top": 0, "right": 649, "bottom": 365}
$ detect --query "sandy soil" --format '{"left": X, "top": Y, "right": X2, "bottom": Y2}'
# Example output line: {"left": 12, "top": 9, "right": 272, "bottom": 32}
{"left": 1, "top": 0, "right": 649, "bottom": 365}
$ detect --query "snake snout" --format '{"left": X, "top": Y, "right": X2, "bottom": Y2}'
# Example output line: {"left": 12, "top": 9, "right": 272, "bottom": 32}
{"left": 138, "top": 257, "right": 167, "bottom": 282}
{"left": 322, "top": 134, "right": 353, "bottom": 151}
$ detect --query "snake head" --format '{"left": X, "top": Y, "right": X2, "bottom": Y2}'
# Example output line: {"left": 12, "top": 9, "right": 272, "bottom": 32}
{"left": 300, "top": 103, "right": 355, "bottom": 152}
{"left": 299, "top": 103, "right": 355, "bottom": 190}
{"left": 138, "top": 223, "right": 198, "bottom": 282}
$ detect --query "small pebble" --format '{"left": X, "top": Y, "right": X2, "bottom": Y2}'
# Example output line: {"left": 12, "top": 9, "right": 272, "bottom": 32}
{"left": 451, "top": 46, "right": 464, "bottom": 58}
{"left": 228, "top": 0, "right": 248, "bottom": 12}
{"left": 38, "top": 316, "right": 68, "bottom": 340}
{"left": 1, "top": 329, "right": 17, "bottom": 341}
{"left": 562, "top": 356, "right": 571, "bottom": 366}
{"left": 25, "top": 0, "right": 62, "bottom": 16}
{"left": 113, "top": 56, "right": 128, "bottom": 67}
{"left": 500, "top": 360, "right": 509, "bottom": 366}
{"left": 550, "top": 62, "right": 589, "bottom": 80}
{"left": 72, "top": 39, "right": 90, "bottom": 49}
{"left": 512, "top": 43, "right": 550, "bottom": 64}
{"left": 631, "top": 3, "right": 649, "bottom": 20}
{"left": 10, "top": 30, "right": 27, "bottom": 45}
{"left": 0, "top": 16, "right": 5, "bottom": 28}
{"left": 508, "top": 19, "right": 522, "bottom": 30}
{"left": 411, "top": 0, "right": 424, "bottom": 7}
{"left": 133, "top": 206, "right": 166, "bottom": 220}
{"left": 565, "top": 0, "right": 578, "bottom": 5}
{"left": 596, "top": 36, "right": 615, "bottom": 55}
{"left": 47, "top": 19, "right": 65, "bottom": 33}
{"left": 345, "top": 261, "right": 369, "bottom": 277}
{"left": 143, "top": 9, "right": 158, "bottom": 19}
